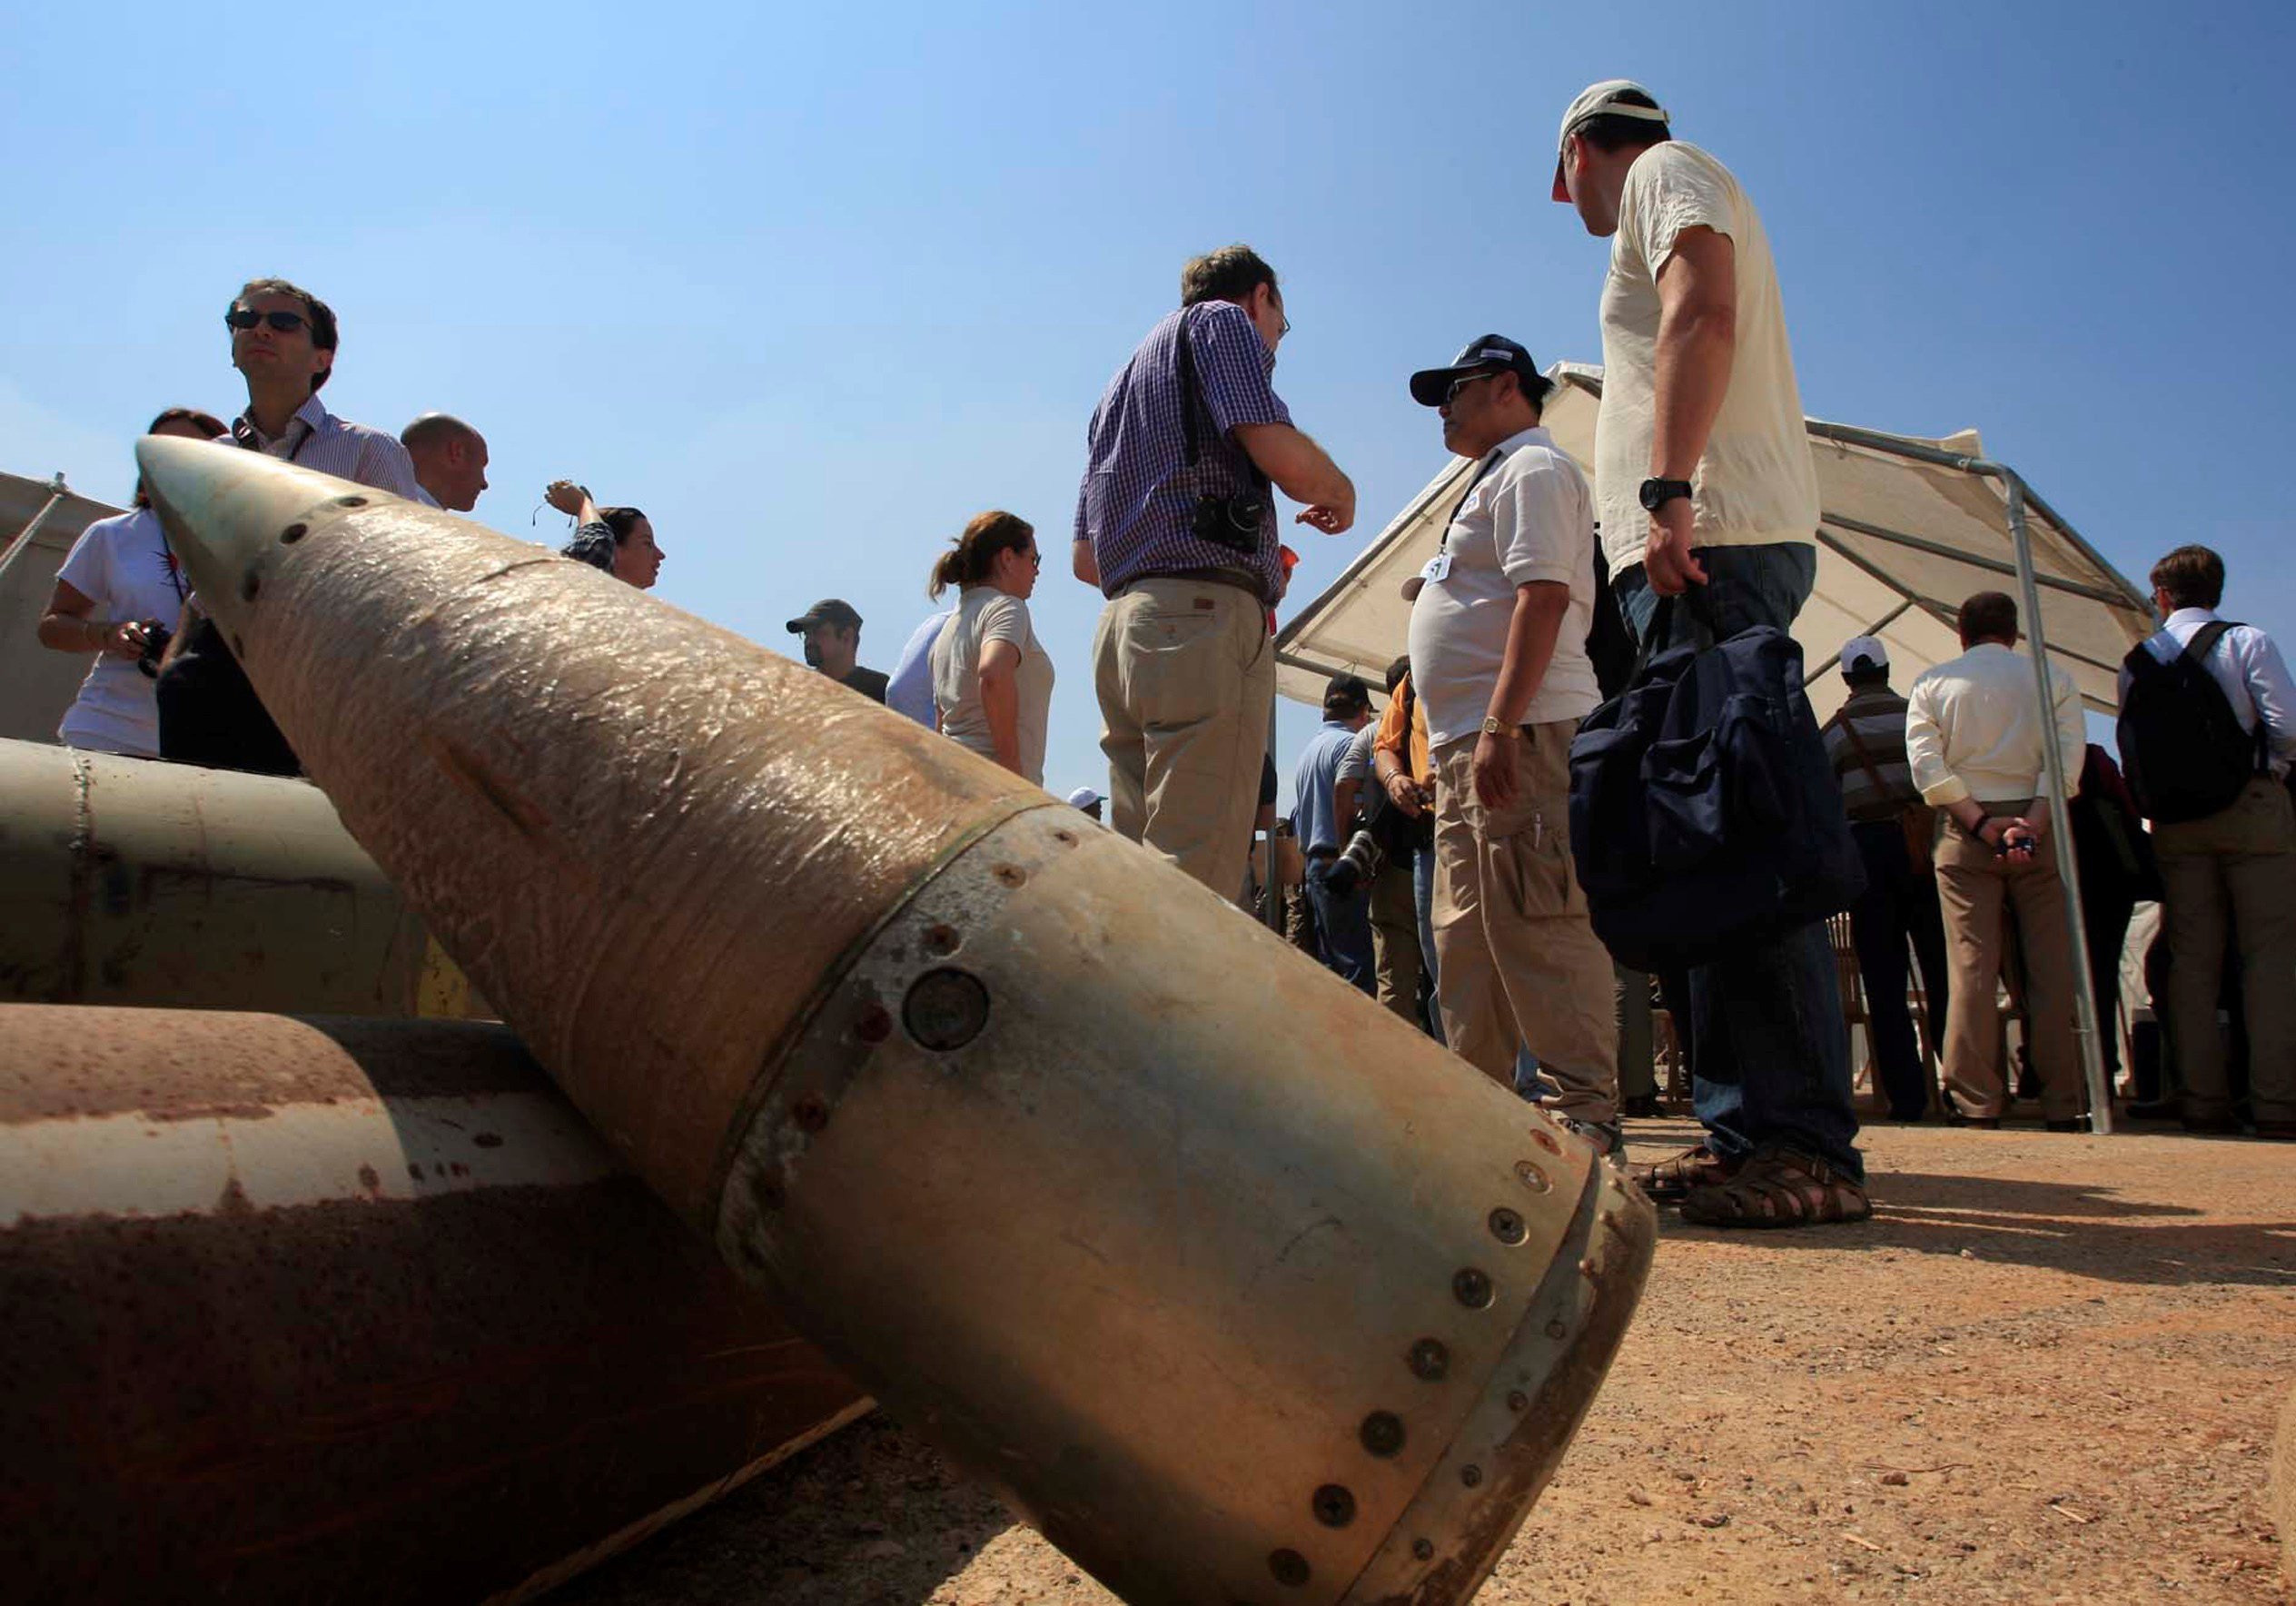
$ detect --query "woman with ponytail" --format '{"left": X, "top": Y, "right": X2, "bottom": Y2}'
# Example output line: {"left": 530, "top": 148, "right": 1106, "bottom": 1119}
{"left": 928, "top": 510, "right": 1053, "bottom": 784}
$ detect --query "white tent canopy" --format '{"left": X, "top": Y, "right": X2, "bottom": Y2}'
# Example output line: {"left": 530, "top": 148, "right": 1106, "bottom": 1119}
{"left": 1274, "top": 364, "right": 2154, "bottom": 724}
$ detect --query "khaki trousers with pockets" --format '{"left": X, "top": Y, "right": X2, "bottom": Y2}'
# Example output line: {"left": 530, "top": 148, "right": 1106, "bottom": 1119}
{"left": 2154, "top": 778, "right": 2296, "bottom": 1125}
{"left": 1934, "top": 809, "right": 2083, "bottom": 1121}
{"left": 1092, "top": 579, "right": 1273, "bottom": 900}
{"left": 1430, "top": 723, "right": 1619, "bottom": 1123}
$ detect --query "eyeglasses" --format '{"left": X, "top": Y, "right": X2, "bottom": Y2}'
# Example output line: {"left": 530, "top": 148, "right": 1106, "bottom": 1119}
{"left": 1443, "top": 371, "right": 1503, "bottom": 405}
{"left": 225, "top": 309, "right": 310, "bottom": 334}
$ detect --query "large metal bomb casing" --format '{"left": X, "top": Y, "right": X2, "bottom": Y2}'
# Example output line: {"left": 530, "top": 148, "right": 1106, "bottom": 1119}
{"left": 0, "top": 1005, "right": 866, "bottom": 1603}
{"left": 0, "top": 736, "right": 480, "bottom": 1016}
{"left": 141, "top": 437, "right": 1657, "bottom": 1604}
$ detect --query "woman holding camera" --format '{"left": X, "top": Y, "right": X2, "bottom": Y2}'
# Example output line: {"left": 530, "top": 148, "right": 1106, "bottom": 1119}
{"left": 37, "top": 407, "right": 229, "bottom": 758}
{"left": 928, "top": 511, "right": 1054, "bottom": 784}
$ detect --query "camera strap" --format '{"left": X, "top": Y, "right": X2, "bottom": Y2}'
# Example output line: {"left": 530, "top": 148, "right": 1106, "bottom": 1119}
{"left": 1173, "top": 306, "right": 1272, "bottom": 493}
{"left": 1436, "top": 449, "right": 1505, "bottom": 556}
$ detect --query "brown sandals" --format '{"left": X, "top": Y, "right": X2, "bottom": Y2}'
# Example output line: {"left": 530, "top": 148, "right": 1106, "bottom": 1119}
{"left": 1628, "top": 1145, "right": 1742, "bottom": 1202}
{"left": 1678, "top": 1147, "right": 1872, "bottom": 1229}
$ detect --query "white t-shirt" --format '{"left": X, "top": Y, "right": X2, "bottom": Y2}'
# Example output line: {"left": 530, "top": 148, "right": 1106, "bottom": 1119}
{"left": 1406, "top": 426, "right": 1601, "bottom": 748}
{"left": 1594, "top": 141, "right": 1819, "bottom": 575}
{"left": 54, "top": 505, "right": 189, "bottom": 757}
{"left": 932, "top": 587, "right": 1054, "bottom": 785}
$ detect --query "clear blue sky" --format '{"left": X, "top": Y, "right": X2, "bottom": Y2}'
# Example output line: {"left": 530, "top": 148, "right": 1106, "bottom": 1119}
{"left": 7, "top": 1, "right": 2292, "bottom": 808}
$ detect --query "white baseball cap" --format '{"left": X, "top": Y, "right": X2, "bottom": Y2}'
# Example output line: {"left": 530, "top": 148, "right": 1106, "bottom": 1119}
{"left": 1066, "top": 786, "right": 1103, "bottom": 809}
{"left": 1840, "top": 635, "right": 1889, "bottom": 675}
{"left": 1551, "top": 79, "right": 1670, "bottom": 202}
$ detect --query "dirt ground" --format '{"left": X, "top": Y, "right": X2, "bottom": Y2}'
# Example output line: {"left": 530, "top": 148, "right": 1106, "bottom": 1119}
{"left": 559, "top": 1120, "right": 2295, "bottom": 1605}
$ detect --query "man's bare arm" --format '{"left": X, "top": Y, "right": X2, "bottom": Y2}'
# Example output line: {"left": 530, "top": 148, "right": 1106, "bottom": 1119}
{"left": 1650, "top": 225, "right": 1737, "bottom": 480}
{"left": 1072, "top": 539, "right": 1101, "bottom": 589}
{"left": 1233, "top": 422, "right": 1355, "bottom": 535}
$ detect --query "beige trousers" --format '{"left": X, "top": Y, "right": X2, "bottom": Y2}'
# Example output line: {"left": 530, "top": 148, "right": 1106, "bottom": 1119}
{"left": 2153, "top": 778, "right": 2296, "bottom": 1125}
{"left": 1430, "top": 723, "right": 1618, "bottom": 1124}
{"left": 1369, "top": 857, "right": 1421, "bottom": 1022}
{"left": 1092, "top": 578, "right": 1273, "bottom": 900}
{"left": 1933, "top": 809, "right": 2082, "bottom": 1121}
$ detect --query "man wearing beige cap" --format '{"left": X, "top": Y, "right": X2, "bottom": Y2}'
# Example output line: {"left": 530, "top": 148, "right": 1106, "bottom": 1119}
{"left": 1553, "top": 79, "right": 1866, "bottom": 1224}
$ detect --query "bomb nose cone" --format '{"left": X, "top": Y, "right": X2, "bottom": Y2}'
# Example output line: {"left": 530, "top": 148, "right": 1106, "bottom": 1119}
{"left": 135, "top": 434, "right": 364, "bottom": 614}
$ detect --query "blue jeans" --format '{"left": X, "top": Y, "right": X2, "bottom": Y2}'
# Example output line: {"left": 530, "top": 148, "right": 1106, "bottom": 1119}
{"left": 1308, "top": 866, "right": 1377, "bottom": 995}
{"left": 1613, "top": 544, "right": 1864, "bottom": 1180}
{"left": 1411, "top": 841, "right": 1445, "bottom": 1043}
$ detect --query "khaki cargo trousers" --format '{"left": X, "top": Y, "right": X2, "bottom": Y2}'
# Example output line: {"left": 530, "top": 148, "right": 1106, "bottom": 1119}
{"left": 1933, "top": 808, "right": 2083, "bottom": 1122}
{"left": 1430, "top": 722, "right": 1618, "bottom": 1125}
{"left": 1093, "top": 578, "right": 1273, "bottom": 900}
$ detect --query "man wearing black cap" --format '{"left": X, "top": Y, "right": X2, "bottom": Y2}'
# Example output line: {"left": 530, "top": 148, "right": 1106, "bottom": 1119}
{"left": 1402, "top": 334, "right": 1620, "bottom": 1153}
{"left": 1292, "top": 672, "right": 1379, "bottom": 993}
{"left": 787, "top": 599, "right": 888, "bottom": 704}
{"left": 1553, "top": 79, "right": 1867, "bottom": 1224}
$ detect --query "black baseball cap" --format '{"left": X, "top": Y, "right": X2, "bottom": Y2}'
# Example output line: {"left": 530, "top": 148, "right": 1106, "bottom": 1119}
{"left": 786, "top": 598, "right": 863, "bottom": 634}
{"left": 1409, "top": 335, "right": 1553, "bottom": 408}
{"left": 1322, "top": 673, "right": 1373, "bottom": 713}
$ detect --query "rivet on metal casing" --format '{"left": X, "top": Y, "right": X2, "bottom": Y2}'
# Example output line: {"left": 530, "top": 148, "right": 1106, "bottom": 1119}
{"left": 1507, "top": 1390, "right": 1529, "bottom": 1413}
{"left": 1460, "top": 1463, "right": 1483, "bottom": 1489}
{"left": 1452, "top": 1267, "right": 1494, "bottom": 1309}
{"left": 1311, "top": 1484, "right": 1356, "bottom": 1528}
{"left": 1529, "top": 1127, "right": 1562, "bottom": 1155}
{"left": 280, "top": 522, "right": 308, "bottom": 544}
{"left": 241, "top": 570, "right": 261, "bottom": 601}
{"left": 1268, "top": 1548, "right": 1311, "bottom": 1588}
{"left": 792, "top": 1095, "right": 829, "bottom": 1133}
{"left": 992, "top": 863, "right": 1027, "bottom": 888}
{"left": 904, "top": 967, "right": 992, "bottom": 1051}
{"left": 855, "top": 1003, "right": 893, "bottom": 1045}
{"left": 923, "top": 923, "right": 961, "bottom": 957}
{"left": 1411, "top": 1539, "right": 1434, "bottom": 1561}
{"left": 1359, "top": 1411, "right": 1405, "bottom": 1458}
{"left": 1406, "top": 1338, "right": 1448, "bottom": 1381}
{"left": 1515, "top": 1159, "right": 1551, "bottom": 1194}
{"left": 1545, "top": 1319, "right": 1568, "bottom": 1341}
{"left": 1488, "top": 1206, "right": 1527, "bottom": 1244}
{"left": 1052, "top": 828, "right": 1078, "bottom": 846}
{"left": 335, "top": 495, "right": 367, "bottom": 508}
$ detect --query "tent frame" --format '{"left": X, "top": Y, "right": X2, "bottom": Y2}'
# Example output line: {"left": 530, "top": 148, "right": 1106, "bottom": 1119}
{"left": 1276, "top": 414, "right": 2143, "bottom": 1134}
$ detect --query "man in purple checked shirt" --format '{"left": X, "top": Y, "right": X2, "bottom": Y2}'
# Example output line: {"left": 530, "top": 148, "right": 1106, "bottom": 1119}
{"left": 1074, "top": 246, "right": 1355, "bottom": 899}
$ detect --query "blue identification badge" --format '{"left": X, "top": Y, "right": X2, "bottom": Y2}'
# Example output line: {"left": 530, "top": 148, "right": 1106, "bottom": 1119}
{"left": 1421, "top": 449, "right": 1503, "bottom": 593}
{"left": 1420, "top": 550, "right": 1452, "bottom": 586}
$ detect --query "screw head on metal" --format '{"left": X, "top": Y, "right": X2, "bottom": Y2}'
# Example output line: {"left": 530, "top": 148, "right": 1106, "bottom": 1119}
{"left": 1311, "top": 1483, "right": 1356, "bottom": 1528}
{"left": 903, "top": 967, "right": 991, "bottom": 1051}
{"left": 1515, "top": 1158, "right": 1551, "bottom": 1194}
{"left": 1507, "top": 1390, "right": 1529, "bottom": 1413}
{"left": 792, "top": 1095, "right": 829, "bottom": 1133}
{"left": 1460, "top": 1463, "right": 1483, "bottom": 1488}
{"left": 1268, "top": 1548, "right": 1311, "bottom": 1587}
{"left": 1411, "top": 1538, "right": 1434, "bottom": 1561}
{"left": 1359, "top": 1411, "right": 1405, "bottom": 1458}
{"left": 855, "top": 1003, "right": 893, "bottom": 1044}
{"left": 1406, "top": 1338, "right": 1449, "bottom": 1381}
{"left": 1488, "top": 1206, "right": 1527, "bottom": 1244}
{"left": 280, "top": 522, "right": 308, "bottom": 544}
{"left": 1452, "top": 1267, "right": 1494, "bottom": 1309}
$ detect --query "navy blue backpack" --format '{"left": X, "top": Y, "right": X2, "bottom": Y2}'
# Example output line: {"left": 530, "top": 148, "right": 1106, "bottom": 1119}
{"left": 1568, "top": 598, "right": 1864, "bottom": 972}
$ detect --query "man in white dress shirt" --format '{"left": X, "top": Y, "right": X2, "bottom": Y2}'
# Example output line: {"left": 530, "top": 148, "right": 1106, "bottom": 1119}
{"left": 2123, "top": 545, "right": 2296, "bottom": 1138}
{"left": 1904, "top": 592, "right": 2088, "bottom": 1128}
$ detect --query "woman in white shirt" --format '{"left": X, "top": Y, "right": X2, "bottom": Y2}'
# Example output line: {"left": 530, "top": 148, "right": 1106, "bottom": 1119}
{"left": 36, "top": 408, "right": 229, "bottom": 757}
{"left": 928, "top": 511, "right": 1053, "bottom": 785}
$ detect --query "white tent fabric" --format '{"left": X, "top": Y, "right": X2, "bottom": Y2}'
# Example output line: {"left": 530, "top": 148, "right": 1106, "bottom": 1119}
{"left": 1275, "top": 364, "right": 2154, "bottom": 722}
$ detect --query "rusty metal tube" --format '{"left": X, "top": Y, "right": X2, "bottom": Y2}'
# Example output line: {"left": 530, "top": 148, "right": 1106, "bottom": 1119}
{"left": 139, "top": 437, "right": 1657, "bottom": 1604}
{"left": 0, "top": 1003, "right": 867, "bottom": 1603}
{"left": 0, "top": 735, "right": 480, "bottom": 1017}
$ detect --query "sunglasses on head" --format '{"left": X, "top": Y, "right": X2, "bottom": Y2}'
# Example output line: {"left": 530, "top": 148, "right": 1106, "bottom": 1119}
{"left": 225, "top": 308, "right": 309, "bottom": 333}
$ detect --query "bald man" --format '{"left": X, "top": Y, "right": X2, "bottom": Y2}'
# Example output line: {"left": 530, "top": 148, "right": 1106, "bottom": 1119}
{"left": 401, "top": 412, "right": 490, "bottom": 512}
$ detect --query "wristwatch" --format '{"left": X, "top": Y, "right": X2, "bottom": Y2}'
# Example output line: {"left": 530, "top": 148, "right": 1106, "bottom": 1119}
{"left": 1480, "top": 715, "right": 1513, "bottom": 738}
{"left": 1638, "top": 476, "right": 1694, "bottom": 513}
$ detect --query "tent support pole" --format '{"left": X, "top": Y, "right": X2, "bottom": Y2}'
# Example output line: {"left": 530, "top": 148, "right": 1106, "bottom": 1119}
{"left": 0, "top": 473, "right": 69, "bottom": 578}
{"left": 1262, "top": 697, "right": 1283, "bottom": 934}
{"left": 1991, "top": 466, "right": 2116, "bottom": 1134}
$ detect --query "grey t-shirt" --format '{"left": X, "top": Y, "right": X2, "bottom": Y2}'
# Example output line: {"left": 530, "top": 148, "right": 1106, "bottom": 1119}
{"left": 931, "top": 587, "right": 1054, "bottom": 785}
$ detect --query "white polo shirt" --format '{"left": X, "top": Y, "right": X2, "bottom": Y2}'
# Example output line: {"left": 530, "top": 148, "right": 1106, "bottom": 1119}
{"left": 1406, "top": 425, "right": 1600, "bottom": 748}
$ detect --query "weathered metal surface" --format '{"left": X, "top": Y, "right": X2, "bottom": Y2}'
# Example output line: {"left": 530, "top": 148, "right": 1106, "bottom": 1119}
{"left": 0, "top": 736, "right": 482, "bottom": 1016}
{"left": 0, "top": 1004, "right": 868, "bottom": 1604}
{"left": 139, "top": 437, "right": 1656, "bottom": 1605}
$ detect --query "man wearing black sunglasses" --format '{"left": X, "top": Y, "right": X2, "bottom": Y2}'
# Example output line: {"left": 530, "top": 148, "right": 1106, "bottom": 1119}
{"left": 154, "top": 278, "right": 430, "bottom": 775}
